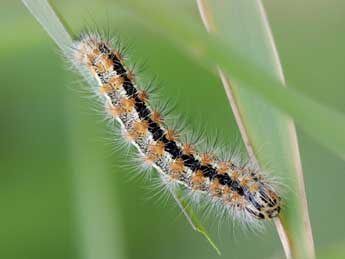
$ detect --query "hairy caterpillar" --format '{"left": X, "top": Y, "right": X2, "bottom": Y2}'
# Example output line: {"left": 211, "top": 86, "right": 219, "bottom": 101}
{"left": 71, "top": 32, "right": 281, "bottom": 223}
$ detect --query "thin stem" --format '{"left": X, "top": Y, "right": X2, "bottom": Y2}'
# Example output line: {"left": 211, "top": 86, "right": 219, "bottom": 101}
{"left": 256, "top": 1, "right": 315, "bottom": 257}
{"left": 197, "top": 0, "right": 260, "bottom": 169}
{"left": 169, "top": 188, "right": 197, "bottom": 231}
{"left": 197, "top": 0, "right": 260, "bottom": 168}
{"left": 274, "top": 217, "right": 292, "bottom": 259}
{"left": 196, "top": 0, "right": 311, "bottom": 258}
{"left": 286, "top": 121, "right": 315, "bottom": 258}
{"left": 217, "top": 68, "right": 261, "bottom": 168}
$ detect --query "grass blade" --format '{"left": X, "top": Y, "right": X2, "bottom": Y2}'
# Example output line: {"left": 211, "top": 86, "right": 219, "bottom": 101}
{"left": 196, "top": 1, "right": 314, "bottom": 258}
{"left": 22, "top": 0, "right": 72, "bottom": 53}
{"left": 172, "top": 189, "right": 221, "bottom": 255}
{"left": 21, "top": 1, "right": 127, "bottom": 258}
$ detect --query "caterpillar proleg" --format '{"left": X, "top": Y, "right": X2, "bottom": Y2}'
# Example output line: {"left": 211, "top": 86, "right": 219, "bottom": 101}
{"left": 71, "top": 32, "right": 281, "bottom": 224}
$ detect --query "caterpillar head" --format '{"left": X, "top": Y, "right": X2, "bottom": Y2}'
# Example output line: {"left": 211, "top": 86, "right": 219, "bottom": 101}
{"left": 245, "top": 185, "right": 281, "bottom": 220}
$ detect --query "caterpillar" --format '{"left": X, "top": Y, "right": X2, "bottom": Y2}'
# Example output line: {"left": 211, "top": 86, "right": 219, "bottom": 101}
{"left": 71, "top": 32, "right": 281, "bottom": 223}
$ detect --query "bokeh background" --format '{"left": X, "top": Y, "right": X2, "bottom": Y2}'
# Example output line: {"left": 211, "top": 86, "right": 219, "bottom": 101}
{"left": 1, "top": 0, "right": 345, "bottom": 258}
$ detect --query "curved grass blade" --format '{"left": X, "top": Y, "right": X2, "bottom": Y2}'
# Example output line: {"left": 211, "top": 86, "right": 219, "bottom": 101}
{"left": 196, "top": 0, "right": 314, "bottom": 258}
{"left": 171, "top": 189, "right": 221, "bottom": 255}
{"left": 21, "top": 1, "right": 127, "bottom": 259}
{"left": 22, "top": 0, "right": 73, "bottom": 53}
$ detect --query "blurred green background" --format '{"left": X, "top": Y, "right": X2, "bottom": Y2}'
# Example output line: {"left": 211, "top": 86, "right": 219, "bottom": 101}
{"left": 1, "top": 0, "right": 345, "bottom": 258}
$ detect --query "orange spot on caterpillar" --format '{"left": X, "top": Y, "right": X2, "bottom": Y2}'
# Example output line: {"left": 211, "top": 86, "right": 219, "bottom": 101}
{"left": 222, "top": 186, "right": 232, "bottom": 199}
{"left": 230, "top": 193, "right": 243, "bottom": 206}
{"left": 209, "top": 179, "right": 222, "bottom": 197}
{"left": 102, "top": 55, "right": 114, "bottom": 71}
{"left": 166, "top": 129, "right": 178, "bottom": 141}
{"left": 231, "top": 171, "right": 240, "bottom": 181}
{"left": 92, "top": 48, "right": 101, "bottom": 56}
{"left": 191, "top": 170, "right": 205, "bottom": 190}
{"left": 240, "top": 177, "right": 249, "bottom": 187}
{"left": 170, "top": 158, "right": 185, "bottom": 175}
{"left": 217, "top": 161, "right": 230, "bottom": 174}
{"left": 240, "top": 179, "right": 248, "bottom": 190}
{"left": 95, "top": 63, "right": 105, "bottom": 73}
{"left": 100, "top": 84, "right": 113, "bottom": 94}
{"left": 132, "top": 120, "right": 149, "bottom": 136}
{"left": 127, "top": 70, "right": 135, "bottom": 82}
{"left": 137, "top": 90, "right": 149, "bottom": 103}
{"left": 249, "top": 184, "right": 259, "bottom": 193}
{"left": 86, "top": 47, "right": 100, "bottom": 61}
{"left": 110, "top": 106, "right": 122, "bottom": 117}
{"left": 109, "top": 76, "right": 124, "bottom": 89}
{"left": 182, "top": 143, "right": 194, "bottom": 156}
{"left": 223, "top": 191, "right": 238, "bottom": 204}
{"left": 148, "top": 141, "right": 165, "bottom": 159}
{"left": 120, "top": 98, "right": 136, "bottom": 112}
{"left": 151, "top": 111, "right": 163, "bottom": 124}
{"left": 86, "top": 59, "right": 93, "bottom": 67}
{"left": 200, "top": 153, "right": 213, "bottom": 165}
{"left": 86, "top": 53, "right": 96, "bottom": 63}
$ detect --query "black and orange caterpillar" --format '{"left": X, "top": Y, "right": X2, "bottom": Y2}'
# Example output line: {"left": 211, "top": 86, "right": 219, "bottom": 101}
{"left": 72, "top": 32, "right": 281, "bottom": 222}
